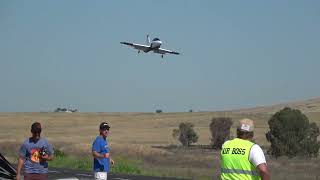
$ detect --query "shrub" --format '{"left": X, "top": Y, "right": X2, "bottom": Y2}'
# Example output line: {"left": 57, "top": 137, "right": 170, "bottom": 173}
{"left": 172, "top": 122, "right": 198, "bottom": 147}
{"left": 266, "top": 107, "right": 320, "bottom": 158}
{"left": 54, "top": 148, "right": 66, "bottom": 158}
{"left": 209, "top": 117, "right": 233, "bottom": 149}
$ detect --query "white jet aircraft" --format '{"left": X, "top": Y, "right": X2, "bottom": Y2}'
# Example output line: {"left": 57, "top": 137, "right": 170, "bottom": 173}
{"left": 120, "top": 35, "right": 180, "bottom": 58}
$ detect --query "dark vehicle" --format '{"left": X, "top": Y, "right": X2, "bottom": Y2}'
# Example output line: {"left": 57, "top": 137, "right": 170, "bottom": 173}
{"left": 0, "top": 153, "right": 16, "bottom": 179}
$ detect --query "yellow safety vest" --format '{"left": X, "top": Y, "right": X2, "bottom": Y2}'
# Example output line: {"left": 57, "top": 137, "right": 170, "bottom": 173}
{"left": 220, "top": 138, "right": 261, "bottom": 180}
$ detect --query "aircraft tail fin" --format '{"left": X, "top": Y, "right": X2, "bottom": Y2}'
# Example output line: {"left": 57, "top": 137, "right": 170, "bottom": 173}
{"left": 146, "top": 34, "right": 151, "bottom": 45}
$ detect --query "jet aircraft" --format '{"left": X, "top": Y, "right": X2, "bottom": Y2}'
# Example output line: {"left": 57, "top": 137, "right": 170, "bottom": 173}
{"left": 120, "top": 35, "right": 180, "bottom": 58}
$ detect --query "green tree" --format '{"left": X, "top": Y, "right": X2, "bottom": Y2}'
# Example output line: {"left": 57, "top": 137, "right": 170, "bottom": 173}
{"left": 172, "top": 122, "right": 198, "bottom": 147}
{"left": 266, "top": 107, "right": 320, "bottom": 158}
{"left": 209, "top": 117, "right": 233, "bottom": 149}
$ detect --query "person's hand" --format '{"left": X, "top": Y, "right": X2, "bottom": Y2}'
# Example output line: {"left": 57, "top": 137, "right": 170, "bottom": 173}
{"left": 16, "top": 174, "right": 21, "bottom": 180}
{"left": 110, "top": 159, "right": 115, "bottom": 166}
{"left": 40, "top": 154, "right": 49, "bottom": 161}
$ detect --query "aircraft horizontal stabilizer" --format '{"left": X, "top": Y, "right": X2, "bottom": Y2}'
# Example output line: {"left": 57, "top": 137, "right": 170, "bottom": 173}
{"left": 120, "top": 42, "right": 133, "bottom": 46}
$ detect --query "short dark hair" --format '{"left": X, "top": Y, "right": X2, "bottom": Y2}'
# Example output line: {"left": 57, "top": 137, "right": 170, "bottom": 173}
{"left": 31, "top": 122, "right": 42, "bottom": 134}
{"left": 237, "top": 129, "right": 253, "bottom": 139}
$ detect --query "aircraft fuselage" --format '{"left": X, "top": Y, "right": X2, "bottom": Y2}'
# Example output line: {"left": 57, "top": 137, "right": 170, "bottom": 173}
{"left": 143, "top": 40, "right": 162, "bottom": 53}
{"left": 150, "top": 40, "right": 162, "bottom": 49}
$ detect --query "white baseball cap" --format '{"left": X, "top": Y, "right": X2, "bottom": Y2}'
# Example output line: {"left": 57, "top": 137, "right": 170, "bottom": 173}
{"left": 237, "top": 118, "right": 254, "bottom": 132}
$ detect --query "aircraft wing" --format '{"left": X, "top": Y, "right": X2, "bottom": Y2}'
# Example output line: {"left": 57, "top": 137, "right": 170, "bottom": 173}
{"left": 120, "top": 42, "right": 150, "bottom": 52}
{"left": 155, "top": 48, "right": 180, "bottom": 55}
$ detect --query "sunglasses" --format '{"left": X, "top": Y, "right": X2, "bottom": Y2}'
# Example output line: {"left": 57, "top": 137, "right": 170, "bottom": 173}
{"left": 101, "top": 128, "right": 110, "bottom": 131}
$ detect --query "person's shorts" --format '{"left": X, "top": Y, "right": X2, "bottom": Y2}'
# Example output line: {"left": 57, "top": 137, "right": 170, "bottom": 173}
{"left": 94, "top": 172, "right": 108, "bottom": 180}
{"left": 24, "top": 173, "right": 48, "bottom": 180}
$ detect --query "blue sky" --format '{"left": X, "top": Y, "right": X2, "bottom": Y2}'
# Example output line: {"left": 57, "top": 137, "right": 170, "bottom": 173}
{"left": 1, "top": 1, "right": 319, "bottom": 112}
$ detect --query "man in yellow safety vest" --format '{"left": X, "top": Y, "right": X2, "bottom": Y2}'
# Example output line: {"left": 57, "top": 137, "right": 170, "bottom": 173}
{"left": 220, "top": 118, "right": 270, "bottom": 180}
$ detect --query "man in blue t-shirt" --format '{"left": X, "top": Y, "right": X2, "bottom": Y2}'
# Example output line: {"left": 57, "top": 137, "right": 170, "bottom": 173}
{"left": 16, "top": 122, "right": 54, "bottom": 180}
{"left": 92, "top": 122, "right": 115, "bottom": 180}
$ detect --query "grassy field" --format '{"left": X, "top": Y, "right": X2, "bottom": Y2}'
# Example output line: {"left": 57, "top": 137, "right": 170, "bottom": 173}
{"left": 0, "top": 110, "right": 319, "bottom": 179}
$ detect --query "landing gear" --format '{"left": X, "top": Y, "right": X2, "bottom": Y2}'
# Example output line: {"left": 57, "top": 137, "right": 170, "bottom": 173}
{"left": 138, "top": 50, "right": 140, "bottom": 54}
{"left": 161, "top": 54, "right": 164, "bottom": 58}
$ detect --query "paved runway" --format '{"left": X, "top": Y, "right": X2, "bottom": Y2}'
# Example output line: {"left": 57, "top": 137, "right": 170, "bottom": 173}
{"left": 49, "top": 168, "right": 187, "bottom": 180}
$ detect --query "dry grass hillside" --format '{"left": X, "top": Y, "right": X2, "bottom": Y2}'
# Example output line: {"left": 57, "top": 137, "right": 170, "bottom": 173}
{"left": 0, "top": 97, "right": 319, "bottom": 179}
{"left": 231, "top": 97, "right": 320, "bottom": 114}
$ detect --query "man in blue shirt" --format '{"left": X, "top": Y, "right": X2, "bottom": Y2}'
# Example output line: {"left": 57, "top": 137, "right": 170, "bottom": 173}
{"left": 92, "top": 122, "right": 115, "bottom": 180}
{"left": 16, "top": 122, "right": 54, "bottom": 180}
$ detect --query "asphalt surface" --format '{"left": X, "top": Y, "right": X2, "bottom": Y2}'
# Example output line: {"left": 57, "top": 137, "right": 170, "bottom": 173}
{"left": 48, "top": 168, "right": 188, "bottom": 180}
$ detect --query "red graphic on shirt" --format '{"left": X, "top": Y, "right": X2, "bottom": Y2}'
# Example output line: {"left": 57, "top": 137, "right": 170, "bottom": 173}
{"left": 30, "top": 148, "right": 41, "bottom": 163}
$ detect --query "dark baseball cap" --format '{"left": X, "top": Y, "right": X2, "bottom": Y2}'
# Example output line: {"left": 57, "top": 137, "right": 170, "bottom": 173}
{"left": 31, "top": 122, "right": 42, "bottom": 133}
{"left": 99, "top": 122, "right": 110, "bottom": 130}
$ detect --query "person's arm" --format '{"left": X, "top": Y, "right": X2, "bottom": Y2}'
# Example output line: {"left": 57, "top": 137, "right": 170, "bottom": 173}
{"left": 41, "top": 142, "right": 54, "bottom": 161}
{"left": 257, "top": 163, "right": 270, "bottom": 180}
{"left": 92, "top": 138, "right": 110, "bottom": 159}
{"left": 41, "top": 154, "right": 54, "bottom": 161}
{"left": 249, "top": 144, "right": 270, "bottom": 180}
{"left": 92, "top": 151, "right": 109, "bottom": 158}
{"left": 16, "top": 156, "right": 24, "bottom": 180}
{"left": 110, "top": 158, "right": 115, "bottom": 165}
{"left": 17, "top": 142, "right": 27, "bottom": 180}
